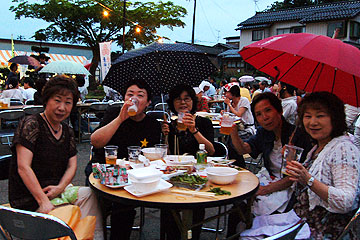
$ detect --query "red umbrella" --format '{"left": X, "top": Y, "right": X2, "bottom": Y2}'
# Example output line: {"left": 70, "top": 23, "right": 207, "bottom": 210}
{"left": 8, "top": 55, "right": 41, "bottom": 68}
{"left": 239, "top": 33, "right": 360, "bottom": 107}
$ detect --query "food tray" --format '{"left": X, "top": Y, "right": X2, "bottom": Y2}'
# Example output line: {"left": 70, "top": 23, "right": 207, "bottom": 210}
{"left": 169, "top": 174, "right": 207, "bottom": 190}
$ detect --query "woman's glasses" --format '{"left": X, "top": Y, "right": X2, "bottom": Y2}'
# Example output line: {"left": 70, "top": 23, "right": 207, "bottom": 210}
{"left": 174, "top": 97, "right": 192, "bottom": 103}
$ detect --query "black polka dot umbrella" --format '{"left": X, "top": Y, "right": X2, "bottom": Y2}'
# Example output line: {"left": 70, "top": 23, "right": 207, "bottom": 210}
{"left": 102, "top": 42, "right": 217, "bottom": 96}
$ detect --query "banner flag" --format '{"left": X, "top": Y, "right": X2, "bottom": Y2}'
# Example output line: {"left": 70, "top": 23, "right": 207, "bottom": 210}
{"left": 99, "top": 41, "right": 112, "bottom": 83}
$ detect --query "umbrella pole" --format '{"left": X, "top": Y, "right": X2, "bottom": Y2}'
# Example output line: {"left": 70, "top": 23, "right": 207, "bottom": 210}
{"left": 161, "top": 93, "right": 168, "bottom": 145}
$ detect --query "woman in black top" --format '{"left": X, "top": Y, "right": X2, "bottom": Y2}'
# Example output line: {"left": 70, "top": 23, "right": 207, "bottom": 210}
{"left": 162, "top": 84, "right": 215, "bottom": 155}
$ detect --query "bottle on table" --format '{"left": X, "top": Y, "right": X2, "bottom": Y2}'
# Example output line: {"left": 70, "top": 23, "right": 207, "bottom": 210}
{"left": 196, "top": 144, "right": 207, "bottom": 164}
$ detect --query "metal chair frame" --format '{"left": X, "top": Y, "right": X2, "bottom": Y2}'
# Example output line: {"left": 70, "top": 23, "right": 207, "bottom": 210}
{"left": 86, "top": 102, "right": 109, "bottom": 133}
{"left": 145, "top": 110, "right": 171, "bottom": 123}
{"left": 154, "top": 103, "right": 169, "bottom": 111}
{"left": 263, "top": 219, "right": 306, "bottom": 240}
{"left": 338, "top": 207, "right": 360, "bottom": 239}
{"left": 0, "top": 205, "right": 77, "bottom": 240}
{"left": 23, "top": 106, "right": 44, "bottom": 115}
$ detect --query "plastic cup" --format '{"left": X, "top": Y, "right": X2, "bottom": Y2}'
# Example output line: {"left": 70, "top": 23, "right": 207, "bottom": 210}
{"left": 281, "top": 145, "right": 304, "bottom": 178}
{"left": 220, "top": 113, "right": 234, "bottom": 135}
{"left": 177, "top": 112, "right": 187, "bottom": 131}
{"left": 127, "top": 97, "right": 139, "bottom": 116}
{"left": 104, "top": 145, "right": 118, "bottom": 165}
{"left": 155, "top": 144, "right": 168, "bottom": 159}
{"left": 127, "top": 146, "right": 141, "bottom": 164}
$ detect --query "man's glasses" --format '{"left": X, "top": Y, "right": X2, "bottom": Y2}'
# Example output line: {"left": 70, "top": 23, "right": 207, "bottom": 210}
{"left": 174, "top": 97, "right": 192, "bottom": 103}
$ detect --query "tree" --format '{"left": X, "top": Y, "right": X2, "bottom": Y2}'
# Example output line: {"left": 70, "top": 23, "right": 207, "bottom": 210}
{"left": 265, "top": 0, "right": 345, "bottom": 11}
{"left": 10, "top": 0, "right": 187, "bottom": 88}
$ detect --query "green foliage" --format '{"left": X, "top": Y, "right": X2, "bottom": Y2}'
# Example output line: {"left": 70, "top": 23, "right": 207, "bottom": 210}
{"left": 265, "top": 0, "right": 345, "bottom": 11}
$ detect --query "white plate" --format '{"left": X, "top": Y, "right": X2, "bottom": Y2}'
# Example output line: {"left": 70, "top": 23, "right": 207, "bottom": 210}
{"left": 124, "top": 179, "right": 173, "bottom": 197}
{"left": 165, "top": 155, "right": 195, "bottom": 165}
{"left": 105, "top": 180, "right": 131, "bottom": 189}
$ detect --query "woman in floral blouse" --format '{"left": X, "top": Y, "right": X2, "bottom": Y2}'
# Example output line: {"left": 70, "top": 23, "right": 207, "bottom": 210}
{"left": 287, "top": 91, "right": 360, "bottom": 239}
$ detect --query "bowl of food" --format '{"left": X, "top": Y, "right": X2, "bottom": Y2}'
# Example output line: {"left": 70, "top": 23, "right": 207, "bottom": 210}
{"left": 206, "top": 167, "right": 238, "bottom": 185}
{"left": 141, "top": 148, "right": 163, "bottom": 160}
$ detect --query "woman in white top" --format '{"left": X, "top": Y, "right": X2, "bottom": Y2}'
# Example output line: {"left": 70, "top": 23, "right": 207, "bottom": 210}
{"left": 224, "top": 84, "right": 256, "bottom": 137}
{"left": 2, "top": 77, "right": 23, "bottom": 101}
{"left": 287, "top": 92, "right": 360, "bottom": 239}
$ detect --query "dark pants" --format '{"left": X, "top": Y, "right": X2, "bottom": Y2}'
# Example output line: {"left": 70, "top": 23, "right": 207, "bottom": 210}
{"left": 160, "top": 208, "right": 205, "bottom": 240}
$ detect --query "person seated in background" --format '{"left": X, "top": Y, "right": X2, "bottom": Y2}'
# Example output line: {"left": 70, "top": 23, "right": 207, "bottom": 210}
{"left": 8, "top": 75, "right": 103, "bottom": 239}
{"left": 224, "top": 84, "right": 256, "bottom": 167}
{"left": 229, "top": 77, "right": 252, "bottom": 102}
{"left": 259, "top": 80, "right": 271, "bottom": 93}
{"left": 193, "top": 87, "right": 209, "bottom": 112}
{"left": 278, "top": 82, "right": 298, "bottom": 125}
{"left": 2, "top": 77, "right": 23, "bottom": 101}
{"left": 22, "top": 77, "right": 37, "bottom": 102}
{"left": 161, "top": 84, "right": 215, "bottom": 240}
{"left": 86, "top": 79, "right": 161, "bottom": 240}
{"left": 217, "top": 79, "right": 227, "bottom": 96}
{"left": 6, "top": 63, "right": 19, "bottom": 89}
{"left": 199, "top": 80, "right": 216, "bottom": 98}
{"left": 251, "top": 83, "right": 261, "bottom": 100}
{"left": 226, "top": 92, "right": 312, "bottom": 237}
{"left": 33, "top": 77, "right": 47, "bottom": 105}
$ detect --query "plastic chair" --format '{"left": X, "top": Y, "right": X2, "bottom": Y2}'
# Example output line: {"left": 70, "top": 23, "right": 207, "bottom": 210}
{"left": 338, "top": 207, "right": 360, "bottom": 239}
{"left": 9, "top": 100, "right": 23, "bottom": 106}
{"left": 87, "top": 102, "right": 109, "bottom": 133}
{"left": 83, "top": 99, "right": 100, "bottom": 104}
{"left": 154, "top": 103, "right": 168, "bottom": 111}
{"left": 263, "top": 219, "right": 306, "bottom": 240}
{"left": 0, "top": 205, "right": 77, "bottom": 240}
{"left": 213, "top": 141, "right": 228, "bottom": 159}
{"left": 25, "top": 99, "right": 35, "bottom": 105}
{"left": 146, "top": 110, "right": 171, "bottom": 123}
{"left": 23, "top": 106, "right": 44, "bottom": 115}
{"left": 108, "top": 101, "right": 124, "bottom": 109}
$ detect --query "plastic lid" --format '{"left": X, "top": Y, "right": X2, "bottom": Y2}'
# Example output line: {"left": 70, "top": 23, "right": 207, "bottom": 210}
{"left": 199, "top": 144, "right": 205, "bottom": 150}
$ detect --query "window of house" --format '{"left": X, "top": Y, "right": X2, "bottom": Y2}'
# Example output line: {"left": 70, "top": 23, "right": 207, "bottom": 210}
{"left": 291, "top": 26, "right": 305, "bottom": 33}
{"left": 252, "top": 30, "right": 264, "bottom": 41}
{"left": 327, "top": 21, "right": 346, "bottom": 38}
{"left": 277, "top": 28, "right": 291, "bottom": 35}
{"left": 350, "top": 21, "right": 360, "bottom": 38}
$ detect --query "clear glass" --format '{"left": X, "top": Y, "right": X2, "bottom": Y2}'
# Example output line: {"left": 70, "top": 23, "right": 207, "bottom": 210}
{"left": 220, "top": 112, "right": 234, "bottom": 135}
{"left": 104, "top": 145, "right": 118, "bottom": 165}
{"left": 177, "top": 112, "right": 187, "bottom": 131}
{"left": 155, "top": 144, "right": 168, "bottom": 159}
{"left": 281, "top": 145, "right": 304, "bottom": 178}
{"left": 127, "top": 146, "right": 141, "bottom": 164}
{"left": 127, "top": 97, "right": 139, "bottom": 116}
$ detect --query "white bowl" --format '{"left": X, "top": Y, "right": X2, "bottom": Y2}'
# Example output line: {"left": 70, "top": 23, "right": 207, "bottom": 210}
{"left": 128, "top": 167, "right": 163, "bottom": 181}
{"left": 130, "top": 178, "right": 160, "bottom": 193}
{"left": 206, "top": 167, "right": 238, "bottom": 185}
{"left": 141, "top": 148, "right": 163, "bottom": 160}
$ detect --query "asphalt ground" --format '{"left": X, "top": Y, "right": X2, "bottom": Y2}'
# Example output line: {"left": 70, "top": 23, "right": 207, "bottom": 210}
{"left": 0, "top": 141, "right": 241, "bottom": 240}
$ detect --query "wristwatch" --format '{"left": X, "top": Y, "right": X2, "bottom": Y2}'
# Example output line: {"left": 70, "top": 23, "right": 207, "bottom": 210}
{"left": 307, "top": 176, "right": 315, "bottom": 187}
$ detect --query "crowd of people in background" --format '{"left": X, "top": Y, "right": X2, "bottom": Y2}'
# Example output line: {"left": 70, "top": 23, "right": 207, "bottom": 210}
{"left": 3, "top": 60, "right": 360, "bottom": 240}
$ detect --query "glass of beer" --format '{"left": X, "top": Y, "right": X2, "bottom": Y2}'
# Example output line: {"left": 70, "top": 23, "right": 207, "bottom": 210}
{"left": 127, "top": 97, "right": 139, "bottom": 116}
{"left": 281, "top": 144, "right": 304, "bottom": 178}
{"left": 220, "top": 113, "right": 234, "bottom": 135}
{"left": 177, "top": 112, "right": 187, "bottom": 131}
{"left": 104, "top": 145, "right": 118, "bottom": 165}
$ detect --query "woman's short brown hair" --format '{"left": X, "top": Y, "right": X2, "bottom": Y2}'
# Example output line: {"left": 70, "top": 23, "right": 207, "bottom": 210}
{"left": 42, "top": 75, "right": 79, "bottom": 110}
{"left": 297, "top": 91, "right": 346, "bottom": 138}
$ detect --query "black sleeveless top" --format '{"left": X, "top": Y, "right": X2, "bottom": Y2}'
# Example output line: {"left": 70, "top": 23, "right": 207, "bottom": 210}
{"left": 8, "top": 114, "right": 77, "bottom": 211}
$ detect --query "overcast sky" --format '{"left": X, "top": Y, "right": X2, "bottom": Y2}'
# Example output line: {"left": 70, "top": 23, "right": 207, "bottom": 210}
{"left": 1, "top": 0, "right": 277, "bottom": 48}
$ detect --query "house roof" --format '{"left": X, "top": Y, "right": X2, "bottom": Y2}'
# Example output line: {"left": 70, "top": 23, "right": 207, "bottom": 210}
{"left": 237, "top": 0, "right": 360, "bottom": 30}
{"left": 218, "top": 49, "right": 241, "bottom": 58}
{"left": 175, "top": 42, "right": 233, "bottom": 56}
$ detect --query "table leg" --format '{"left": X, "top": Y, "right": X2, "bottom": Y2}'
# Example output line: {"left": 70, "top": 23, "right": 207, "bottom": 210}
{"left": 181, "top": 209, "right": 193, "bottom": 240}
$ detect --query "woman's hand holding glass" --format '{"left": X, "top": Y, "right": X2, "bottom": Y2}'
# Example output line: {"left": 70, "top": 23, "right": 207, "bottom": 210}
{"left": 286, "top": 161, "right": 312, "bottom": 185}
{"left": 162, "top": 122, "right": 170, "bottom": 136}
{"left": 182, "top": 113, "right": 196, "bottom": 133}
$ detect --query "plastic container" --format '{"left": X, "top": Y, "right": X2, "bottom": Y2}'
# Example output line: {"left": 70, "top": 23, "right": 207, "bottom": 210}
{"left": 141, "top": 147, "right": 163, "bottom": 160}
{"left": 128, "top": 167, "right": 163, "bottom": 182}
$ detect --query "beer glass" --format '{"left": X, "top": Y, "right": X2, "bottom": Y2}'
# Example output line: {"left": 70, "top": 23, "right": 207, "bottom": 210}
{"left": 127, "top": 97, "right": 139, "bottom": 116}
{"left": 281, "top": 144, "right": 304, "bottom": 178}
{"left": 177, "top": 112, "right": 187, "bottom": 131}
{"left": 220, "top": 113, "right": 234, "bottom": 135}
{"left": 104, "top": 145, "right": 118, "bottom": 165}
{"left": 127, "top": 146, "right": 141, "bottom": 164}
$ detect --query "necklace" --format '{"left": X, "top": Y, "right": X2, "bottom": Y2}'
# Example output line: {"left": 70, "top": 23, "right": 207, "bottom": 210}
{"left": 43, "top": 113, "right": 60, "bottom": 134}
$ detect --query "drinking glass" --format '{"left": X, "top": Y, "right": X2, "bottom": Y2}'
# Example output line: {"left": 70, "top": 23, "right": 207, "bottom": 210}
{"left": 177, "top": 112, "right": 187, "bottom": 131}
{"left": 155, "top": 144, "right": 168, "bottom": 159}
{"left": 127, "top": 146, "right": 141, "bottom": 164}
{"left": 127, "top": 97, "right": 139, "bottom": 116}
{"left": 104, "top": 145, "right": 118, "bottom": 165}
{"left": 220, "top": 113, "right": 234, "bottom": 135}
{"left": 281, "top": 144, "right": 304, "bottom": 178}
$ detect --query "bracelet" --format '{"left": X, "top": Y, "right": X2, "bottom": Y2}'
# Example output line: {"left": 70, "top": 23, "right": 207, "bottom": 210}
{"left": 191, "top": 129, "right": 199, "bottom": 135}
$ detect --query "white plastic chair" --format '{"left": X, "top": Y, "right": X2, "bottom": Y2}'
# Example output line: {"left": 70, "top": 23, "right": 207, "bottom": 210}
{"left": 0, "top": 205, "right": 77, "bottom": 240}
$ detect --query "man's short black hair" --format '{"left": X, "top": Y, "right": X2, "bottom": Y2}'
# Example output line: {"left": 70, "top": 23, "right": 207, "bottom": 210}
{"left": 123, "top": 79, "right": 152, "bottom": 101}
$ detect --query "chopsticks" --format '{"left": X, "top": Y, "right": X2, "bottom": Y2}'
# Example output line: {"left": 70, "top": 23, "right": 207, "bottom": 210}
{"left": 171, "top": 189, "right": 216, "bottom": 199}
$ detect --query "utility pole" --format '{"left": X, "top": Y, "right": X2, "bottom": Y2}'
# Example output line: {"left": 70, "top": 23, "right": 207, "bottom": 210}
{"left": 122, "top": 0, "right": 126, "bottom": 53}
{"left": 191, "top": 0, "right": 197, "bottom": 45}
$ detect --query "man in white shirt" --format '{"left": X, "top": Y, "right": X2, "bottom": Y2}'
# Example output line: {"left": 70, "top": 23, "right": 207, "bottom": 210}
{"left": 22, "top": 78, "right": 37, "bottom": 102}
{"left": 279, "top": 82, "right": 298, "bottom": 125}
{"left": 199, "top": 80, "right": 216, "bottom": 98}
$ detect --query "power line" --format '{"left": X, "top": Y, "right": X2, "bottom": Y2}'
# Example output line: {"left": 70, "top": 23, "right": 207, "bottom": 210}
{"left": 198, "top": 0, "right": 217, "bottom": 42}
